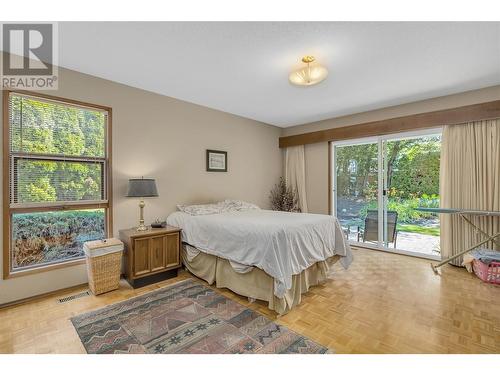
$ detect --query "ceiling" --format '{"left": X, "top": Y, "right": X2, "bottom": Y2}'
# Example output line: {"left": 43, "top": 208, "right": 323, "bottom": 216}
{"left": 57, "top": 22, "right": 500, "bottom": 127}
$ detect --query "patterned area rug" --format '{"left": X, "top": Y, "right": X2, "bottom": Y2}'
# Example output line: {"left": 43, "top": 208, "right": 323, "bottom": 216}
{"left": 71, "top": 279, "right": 330, "bottom": 354}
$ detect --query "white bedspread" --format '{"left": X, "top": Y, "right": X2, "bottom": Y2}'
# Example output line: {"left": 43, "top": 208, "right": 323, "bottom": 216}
{"left": 167, "top": 209, "right": 353, "bottom": 298}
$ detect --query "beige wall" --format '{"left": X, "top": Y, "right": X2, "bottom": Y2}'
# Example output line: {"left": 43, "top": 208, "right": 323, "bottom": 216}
{"left": 0, "top": 63, "right": 282, "bottom": 304}
{"left": 282, "top": 85, "right": 500, "bottom": 215}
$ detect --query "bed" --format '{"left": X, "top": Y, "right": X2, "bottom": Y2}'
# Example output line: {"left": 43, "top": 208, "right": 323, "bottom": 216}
{"left": 166, "top": 201, "right": 353, "bottom": 314}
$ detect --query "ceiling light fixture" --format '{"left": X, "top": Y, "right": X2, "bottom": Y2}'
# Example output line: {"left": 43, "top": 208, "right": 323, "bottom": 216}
{"left": 289, "top": 56, "right": 328, "bottom": 87}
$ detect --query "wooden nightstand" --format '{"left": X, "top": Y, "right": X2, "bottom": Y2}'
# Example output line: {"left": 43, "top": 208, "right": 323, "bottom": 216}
{"left": 119, "top": 226, "right": 182, "bottom": 288}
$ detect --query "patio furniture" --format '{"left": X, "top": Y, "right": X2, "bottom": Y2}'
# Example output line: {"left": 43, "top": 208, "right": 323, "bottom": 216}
{"left": 415, "top": 207, "right": 500, "bottom": 274}
{"left": 354, "top": 210, "right": 399, "bottom": 248}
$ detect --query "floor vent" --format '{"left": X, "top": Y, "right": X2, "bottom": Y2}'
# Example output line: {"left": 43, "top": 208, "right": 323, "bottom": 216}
{"left": 58, "top": 291, "right": 90, "bottom": 303}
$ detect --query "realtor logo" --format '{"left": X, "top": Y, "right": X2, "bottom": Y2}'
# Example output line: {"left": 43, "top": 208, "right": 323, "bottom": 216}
{"left": 1, "top": 22, "right": 58, "bottom": 89}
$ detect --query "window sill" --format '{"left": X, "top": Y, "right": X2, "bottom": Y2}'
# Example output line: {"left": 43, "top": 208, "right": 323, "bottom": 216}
{"left": 3, "top": 258, "right": 87, "bottom": 280}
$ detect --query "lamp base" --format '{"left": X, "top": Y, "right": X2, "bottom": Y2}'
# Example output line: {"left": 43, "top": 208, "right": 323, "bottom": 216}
{"left": 137, "top": 198, "right": 148, "bottom": 231}
{"left": 136, "top": 223, "right": 148, "bottom": 231}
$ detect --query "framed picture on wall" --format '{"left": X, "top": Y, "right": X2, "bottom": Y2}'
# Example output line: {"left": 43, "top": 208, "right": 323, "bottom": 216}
{"left": 206, "top": 149, "right": 227, "bottom": 172}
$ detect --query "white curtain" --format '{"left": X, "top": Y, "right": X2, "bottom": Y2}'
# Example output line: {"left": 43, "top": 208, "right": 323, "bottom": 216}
{"left": 440, "top": 119, "right": 500, "bottom": 265}
{"left": 285, "top": 145, "right": 308, "bottom": 213}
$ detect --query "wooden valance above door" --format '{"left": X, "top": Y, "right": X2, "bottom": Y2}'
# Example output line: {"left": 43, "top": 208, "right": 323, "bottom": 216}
{"left": 278, "top": 100, "right": 500, "bottom": 148}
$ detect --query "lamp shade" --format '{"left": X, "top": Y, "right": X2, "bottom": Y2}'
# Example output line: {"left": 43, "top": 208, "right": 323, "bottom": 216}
{"left": 126, "top": 178, "right": 159, "bottom": 197}
{"left": 289, "top": 55, "right": 328, "bottom": 86}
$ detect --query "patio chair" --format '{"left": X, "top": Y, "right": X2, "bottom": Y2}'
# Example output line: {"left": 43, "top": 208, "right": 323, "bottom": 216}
{"left": 356, "top": 209, "right": 399, "bottom": 248}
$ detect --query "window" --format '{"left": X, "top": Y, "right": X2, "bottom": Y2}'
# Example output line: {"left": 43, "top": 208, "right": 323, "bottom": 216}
{"left": 3, "top": 91, "right": 112, "bottom": 277}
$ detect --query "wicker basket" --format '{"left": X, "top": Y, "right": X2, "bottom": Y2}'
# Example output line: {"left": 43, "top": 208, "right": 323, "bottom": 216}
{"left": 84, "top": 238, "right": 124, "bottom": 295}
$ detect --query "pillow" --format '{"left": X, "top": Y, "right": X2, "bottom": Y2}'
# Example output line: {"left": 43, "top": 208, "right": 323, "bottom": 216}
{"left": 176, "top": 203, "right": 223, "bottom": 216}
{"left": 220, "top": 199, "right": 260, "bottom": 212}
{"left": 176, "top": 200, "right": 260, "bottom": 215}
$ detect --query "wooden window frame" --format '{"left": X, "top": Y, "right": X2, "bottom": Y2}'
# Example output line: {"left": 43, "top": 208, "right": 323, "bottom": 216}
{"left": 279, "top": 100, "right": 500, "bottom": 148}
{"left": 2, "top": 89, "right": 113, "bottom": 279}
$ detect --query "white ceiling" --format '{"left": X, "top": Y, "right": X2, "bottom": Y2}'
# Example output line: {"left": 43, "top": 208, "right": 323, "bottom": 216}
{"left": 57, "top": 22, "right": 500, "bottom": 127}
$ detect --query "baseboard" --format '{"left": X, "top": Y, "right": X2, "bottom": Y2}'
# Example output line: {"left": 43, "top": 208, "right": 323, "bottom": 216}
{"left": 0, "top": 282, "right": 89, "bottom": 310}
{"left": 0, "top": 272, "right": 131, "bottom": 309}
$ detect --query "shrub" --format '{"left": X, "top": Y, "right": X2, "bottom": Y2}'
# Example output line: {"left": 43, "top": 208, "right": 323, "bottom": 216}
{"left": 360, "top": 194, "right": 439, "bottom": 223}
{"left": 11, "top": 209, "right": 105, "bottom": 269}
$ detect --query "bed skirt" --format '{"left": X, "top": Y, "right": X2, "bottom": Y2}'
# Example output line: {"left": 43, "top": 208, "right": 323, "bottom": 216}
{"left": 181, "top": 245, "right": 340, "bottom": 315}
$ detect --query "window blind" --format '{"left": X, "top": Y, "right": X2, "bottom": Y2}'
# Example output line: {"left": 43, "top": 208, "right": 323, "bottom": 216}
{"left": 9, "top": 93, "right": 108, "bottom": 207}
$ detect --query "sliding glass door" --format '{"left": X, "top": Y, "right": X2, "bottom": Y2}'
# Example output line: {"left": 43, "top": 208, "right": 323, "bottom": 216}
{"left": 332, "top": 129, "right": 442, "bottom": 259}
{"left": 334, "top": 140, "right": 381, "bottom": 244}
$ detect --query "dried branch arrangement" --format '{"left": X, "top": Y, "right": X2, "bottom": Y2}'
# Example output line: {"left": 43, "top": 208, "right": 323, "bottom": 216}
{"left": 269, "top": 177, "right": 301, "bottom": 212}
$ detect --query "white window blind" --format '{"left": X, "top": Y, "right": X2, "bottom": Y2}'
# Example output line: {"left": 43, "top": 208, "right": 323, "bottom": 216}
{"left": 8, "top": 93, "right": 108, "bottom": 208}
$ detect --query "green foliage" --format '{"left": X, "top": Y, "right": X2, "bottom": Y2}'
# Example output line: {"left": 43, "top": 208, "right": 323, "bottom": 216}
{"left": 387, "top": 194, "right": 440, "bottom": 222}
{"left": 389, "top": 137, "right": 441, "bottom": 198}
{"left": 11, "top": 210, "right": 105, "bottom": 268}
{"left": 23, "top": 176, "right": 57, "bottom": 202}
{"left": 11, "top": 96, "right": 105, "bottom": 157}
{"left": 336, "top": 143, "right": 378, "bottom": 200}
{"left": 360, "top": 194, "right": 440, "bottom": 224}
{"left": 336, "top": 136, "right": 441, "bottom": 200}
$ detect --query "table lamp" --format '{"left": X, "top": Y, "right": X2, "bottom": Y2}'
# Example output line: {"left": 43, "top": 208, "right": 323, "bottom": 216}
{"left": 126, "top": 177, "right": 159, "bottom": 231}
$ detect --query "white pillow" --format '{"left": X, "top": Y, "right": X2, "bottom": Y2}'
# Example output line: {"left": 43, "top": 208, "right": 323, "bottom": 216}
{"left": 220, "top": 200, "right": 260, "bottom": 212}
{"left": 176, "top": 203, "right": 222, "bottom": 216}
{"left": 176, "top": 200, "right": 260, "bottom": 215}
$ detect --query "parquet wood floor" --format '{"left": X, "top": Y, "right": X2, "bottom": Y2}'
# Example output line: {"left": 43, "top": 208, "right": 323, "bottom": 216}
{"left": 0, "top": 247, "right": 499, "bottom": 353}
